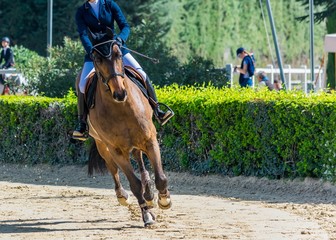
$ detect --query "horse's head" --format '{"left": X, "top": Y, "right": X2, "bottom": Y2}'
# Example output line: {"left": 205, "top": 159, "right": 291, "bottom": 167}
{"left": 90, "top": 29, "right": 127, "bottom": 102}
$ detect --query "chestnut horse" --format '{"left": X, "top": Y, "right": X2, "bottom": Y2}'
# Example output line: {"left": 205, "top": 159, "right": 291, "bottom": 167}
{"left": 77, "top": 32, "right": 171, "bottom": 227}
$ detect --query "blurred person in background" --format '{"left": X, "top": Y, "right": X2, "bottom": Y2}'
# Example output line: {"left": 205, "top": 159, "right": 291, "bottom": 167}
{"left": 234, "top": 47, "right": 255, "bottom": 87}
{"left": 273, "top": 78, "right": 283, "bottom": 91}
{"left": 0, "top": 36, "right": 15, "bottom": 94}
{"left": 256, "top": 71, "right": 274, "bottom": 91}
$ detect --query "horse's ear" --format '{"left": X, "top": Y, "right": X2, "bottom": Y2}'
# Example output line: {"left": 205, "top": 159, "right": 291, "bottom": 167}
{"left": 106, "top": 27, "right": 114, "bottom": 39}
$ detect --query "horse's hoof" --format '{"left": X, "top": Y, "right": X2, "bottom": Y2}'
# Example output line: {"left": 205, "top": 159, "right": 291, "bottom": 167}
{"left": 116, "top": 188, "right": 130, "bottom": 206}
{"left": 117, "top": 196, "right": 131, "bottom": 206}
{"left": 158, "top": 198, "right": 172, "bottom": 210}
{"left": 145, "top": 199, "right": 156, "bottom": 209}
{"left": 158, "top": 192, "right": 172, "bottom": 210}
{"left": 143, "top": 211, "right": 155, "bottom": 227}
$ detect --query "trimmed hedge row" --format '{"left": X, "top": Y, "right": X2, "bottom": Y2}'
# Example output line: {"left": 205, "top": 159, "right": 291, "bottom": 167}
{"left": 0, "top": 86, "right": 336, "bottom": 181}
{"left": 0, "top": 92, "right": 88, "bottom": 165}
{"left": 158, "top": 85, "right": 336, "bottom": 181}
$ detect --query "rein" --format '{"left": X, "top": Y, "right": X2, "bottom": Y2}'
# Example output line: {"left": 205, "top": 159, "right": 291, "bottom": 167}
{"left": 92, "top": 40, "right": 125, "bottom": 88}
{"left": 92, "top": 39, "right": 159, "bottom": 64}
{"left": 91, "top": 39, "right": 159, "bottom": 90}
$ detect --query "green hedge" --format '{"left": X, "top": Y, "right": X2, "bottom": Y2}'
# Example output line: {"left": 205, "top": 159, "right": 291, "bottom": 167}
{"left": 0, "top": 91, "right": 88, "bottom": 165}
{"left": 158, "top": 85, "right": 336, "bottom": 181}
{"left": 1, "top": 87, "right": 336, "bottom": 181}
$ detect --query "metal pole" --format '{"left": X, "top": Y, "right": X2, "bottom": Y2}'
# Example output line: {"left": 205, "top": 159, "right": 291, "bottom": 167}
{"left": 47, "top": 0, "right": 53, "bottom": 57}
{"left": 309, "top": 0, "right": 314, "bottom": 89}
{"left": 265, "top": 0, "right": 287, "bottom": 89}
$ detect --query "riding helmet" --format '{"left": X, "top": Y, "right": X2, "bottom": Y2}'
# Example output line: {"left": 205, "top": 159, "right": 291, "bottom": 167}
{"left": 236, "top": 47, "right": 245, "bottom": 56}
{"left": 2, "top": 37, "right": 10, "bottom": 43}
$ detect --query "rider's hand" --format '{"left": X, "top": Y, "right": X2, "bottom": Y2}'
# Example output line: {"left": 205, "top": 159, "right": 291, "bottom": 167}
{"left": 115, "top": 36, "right": 123, "bottom": 47}
{"left": 89, "top": 48, "right": 95, "bottom": 60}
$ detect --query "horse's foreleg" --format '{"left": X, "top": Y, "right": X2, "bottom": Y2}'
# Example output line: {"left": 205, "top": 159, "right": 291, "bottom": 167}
{"left": 106, "top": 161, "right": 130, "bottom": 206}
{"left": 131, "top": 149, "right": 155, "bottom": 208}
{"left": 145, "top": 141, "right": 172, "bottom": 210}
{"left": 95, "top": 141, "right": 130, "bottom": 205}
{"left": 112, "top": 150, "right": 155, "bottom": 227}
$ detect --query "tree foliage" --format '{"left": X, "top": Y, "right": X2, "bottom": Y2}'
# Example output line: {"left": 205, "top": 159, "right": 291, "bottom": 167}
{"left": 0, "top": 0, "right": 82, "bottom": 56}
{"left": 296, "top": 0, "right": 336, "bottom": 23}
{"left": 296, "top": 0, "right": 336, "bottom": 88}
{"left": 14, "top": 38, "right": 84, "bottom": 97}
{"left": 0, "top": 0, "right": 327, "bottom": 67}
{"left": 149, "top": 0, "right": 326, "bottom": 67}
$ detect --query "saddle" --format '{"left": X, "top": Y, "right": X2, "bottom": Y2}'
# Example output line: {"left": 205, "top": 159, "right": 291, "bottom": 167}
{"left": 84, "top": 66, "right": 149, "bottom": 110}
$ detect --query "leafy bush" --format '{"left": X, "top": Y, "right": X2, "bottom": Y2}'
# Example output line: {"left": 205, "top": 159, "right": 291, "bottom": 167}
{"left": 14, "top": 38, "right": 84, "bottom": 97}
{"left": 1, "top": 88, "right": 336, "bottom": 182}
{"left": 157, "top": 86, "right": 336, "bottom": 181}
{"left": 0, "top": 92, "right": 87, "bottom": 165}
{"left": 127, "top": 20, "right": 229, "bottom": 87}
{"left": 12, "top": 45, "right": 45, "bottom": 93}
{"left": 35, "top": 38, "right": 84, "bottom": 97}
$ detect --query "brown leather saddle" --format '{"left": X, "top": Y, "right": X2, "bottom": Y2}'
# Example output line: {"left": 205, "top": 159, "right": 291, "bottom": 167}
{"left": 84, "top": 66, "right": 149, "bottom": 109}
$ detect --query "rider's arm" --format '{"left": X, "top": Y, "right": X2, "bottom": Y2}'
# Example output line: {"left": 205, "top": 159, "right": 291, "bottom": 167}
{"left": 236, "top": 61, "right": 248, "bottom": 75}
{"left": 75, "top": 7, "right": 93, "bottom": 55}
{"left": 0, "top": 51, "right": 3, "bottom": 68}
{"left": 109, "top": 1, "right": 130, "bottom": 43}
{"left": 3, "top": 49, "right": 14, "bottom": 69}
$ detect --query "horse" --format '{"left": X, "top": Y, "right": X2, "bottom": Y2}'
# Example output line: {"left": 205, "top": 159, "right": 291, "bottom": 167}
{"left": 77, "top": 31, "right": 172, "bottom": 227}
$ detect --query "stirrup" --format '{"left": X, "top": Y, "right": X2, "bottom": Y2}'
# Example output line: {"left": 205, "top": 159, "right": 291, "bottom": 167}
{"left": 72, "top": 130, "right": 88, "bottom": 141}
{"left": 72, "top": 119, "right": 88, "bottom": 141}
{"left": 155, "top": 103, "right": 175, "bottom": 126}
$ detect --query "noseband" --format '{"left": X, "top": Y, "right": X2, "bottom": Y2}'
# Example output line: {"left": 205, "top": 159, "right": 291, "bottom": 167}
{"left": 91, "top": 40, "right": 125, "bottom": 87}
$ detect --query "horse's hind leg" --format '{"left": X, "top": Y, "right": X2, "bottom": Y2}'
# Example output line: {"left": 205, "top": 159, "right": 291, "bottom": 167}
{"left": 145, "top": 140, "right": 172, "bottom": 210}
{"left": 95, "top": 141, "right": 130, "bottom": 206}
{"left": 132, "top": 149, "right": 155, "bottom": 208}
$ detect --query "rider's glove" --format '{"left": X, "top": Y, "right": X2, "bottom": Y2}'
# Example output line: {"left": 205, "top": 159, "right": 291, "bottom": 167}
{"left": 115, "top": 36, "right": 123, "bottom": 47}
{"left": 89, "top": 48, "right": 95, "bottom": 60}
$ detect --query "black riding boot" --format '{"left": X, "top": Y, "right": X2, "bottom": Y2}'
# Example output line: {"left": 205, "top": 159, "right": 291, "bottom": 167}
{"left": 146, "top": 77, "right": 174, "bottom": 126}
{"left": 72, "top": 92, "right": 88, "bottom": 141}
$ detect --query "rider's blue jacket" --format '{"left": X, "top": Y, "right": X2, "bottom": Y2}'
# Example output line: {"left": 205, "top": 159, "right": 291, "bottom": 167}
{"left": 75, "top": 0, "right": 130, "bottom": 62}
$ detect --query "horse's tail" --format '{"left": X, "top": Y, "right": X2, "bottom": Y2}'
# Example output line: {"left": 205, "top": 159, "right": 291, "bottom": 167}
{"left": 88, "top": 140, "right": 108, "bottom": 176}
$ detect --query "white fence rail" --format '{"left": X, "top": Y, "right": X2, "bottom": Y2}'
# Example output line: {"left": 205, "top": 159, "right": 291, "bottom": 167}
{"left": 0, "top": 68, "right": 19, "bottom": 74}
{"left": 225, "top": 64, "right": 324, "bottom": 93}
{"left": 0, "top": 68, "right": 27, "bottom": 88}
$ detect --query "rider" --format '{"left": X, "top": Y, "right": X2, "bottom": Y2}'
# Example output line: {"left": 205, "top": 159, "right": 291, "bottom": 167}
{"left": 72, "top": 0, "right": 174, "bottom": 141}
{"left": 0, "top": 37, "right": 15, "bottom": 86}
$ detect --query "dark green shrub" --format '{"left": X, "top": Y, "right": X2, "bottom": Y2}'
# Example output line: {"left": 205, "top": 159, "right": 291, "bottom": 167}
{"left": 157, "top": 86, "right": 336, "bottom": 181}
{"left": 14, "top": 38, "right": 84, "bottom": 97}
{"left": 1, "top": 87, "right": 336, "bottom": 181}
{"left": 0, "top": 92, "right": 87, "bottom": 165}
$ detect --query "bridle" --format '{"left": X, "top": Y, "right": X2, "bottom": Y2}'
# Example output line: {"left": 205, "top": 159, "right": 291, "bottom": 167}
{"left": 91, "top": 39, "right": 125, "bottom": 88}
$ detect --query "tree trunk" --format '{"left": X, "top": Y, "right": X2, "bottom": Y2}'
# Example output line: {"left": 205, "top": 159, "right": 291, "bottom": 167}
{"left": 326, "top": 12, "right": 336, "bottom": 89}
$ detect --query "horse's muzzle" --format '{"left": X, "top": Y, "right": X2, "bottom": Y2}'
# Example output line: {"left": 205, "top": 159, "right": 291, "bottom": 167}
{"left": 113, "top": 89, "right": 127, "bottom": 102}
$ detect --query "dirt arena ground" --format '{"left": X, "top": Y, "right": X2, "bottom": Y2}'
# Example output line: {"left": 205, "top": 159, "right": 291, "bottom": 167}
{"left": 0, "top": 163, "right": 335, "bottom": 240}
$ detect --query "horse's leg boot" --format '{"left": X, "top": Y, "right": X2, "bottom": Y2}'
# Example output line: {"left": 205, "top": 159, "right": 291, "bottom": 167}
{"left": 72, "top": 92, "right": 88, "bottom": 141}
{"left": 146, "top": 77, "right": 174, "bottom": 126}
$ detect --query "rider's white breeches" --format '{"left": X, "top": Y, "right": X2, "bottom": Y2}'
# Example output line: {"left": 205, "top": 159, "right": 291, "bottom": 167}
{"left": 79, "top": 53, "right": 147, "bottom": 94}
